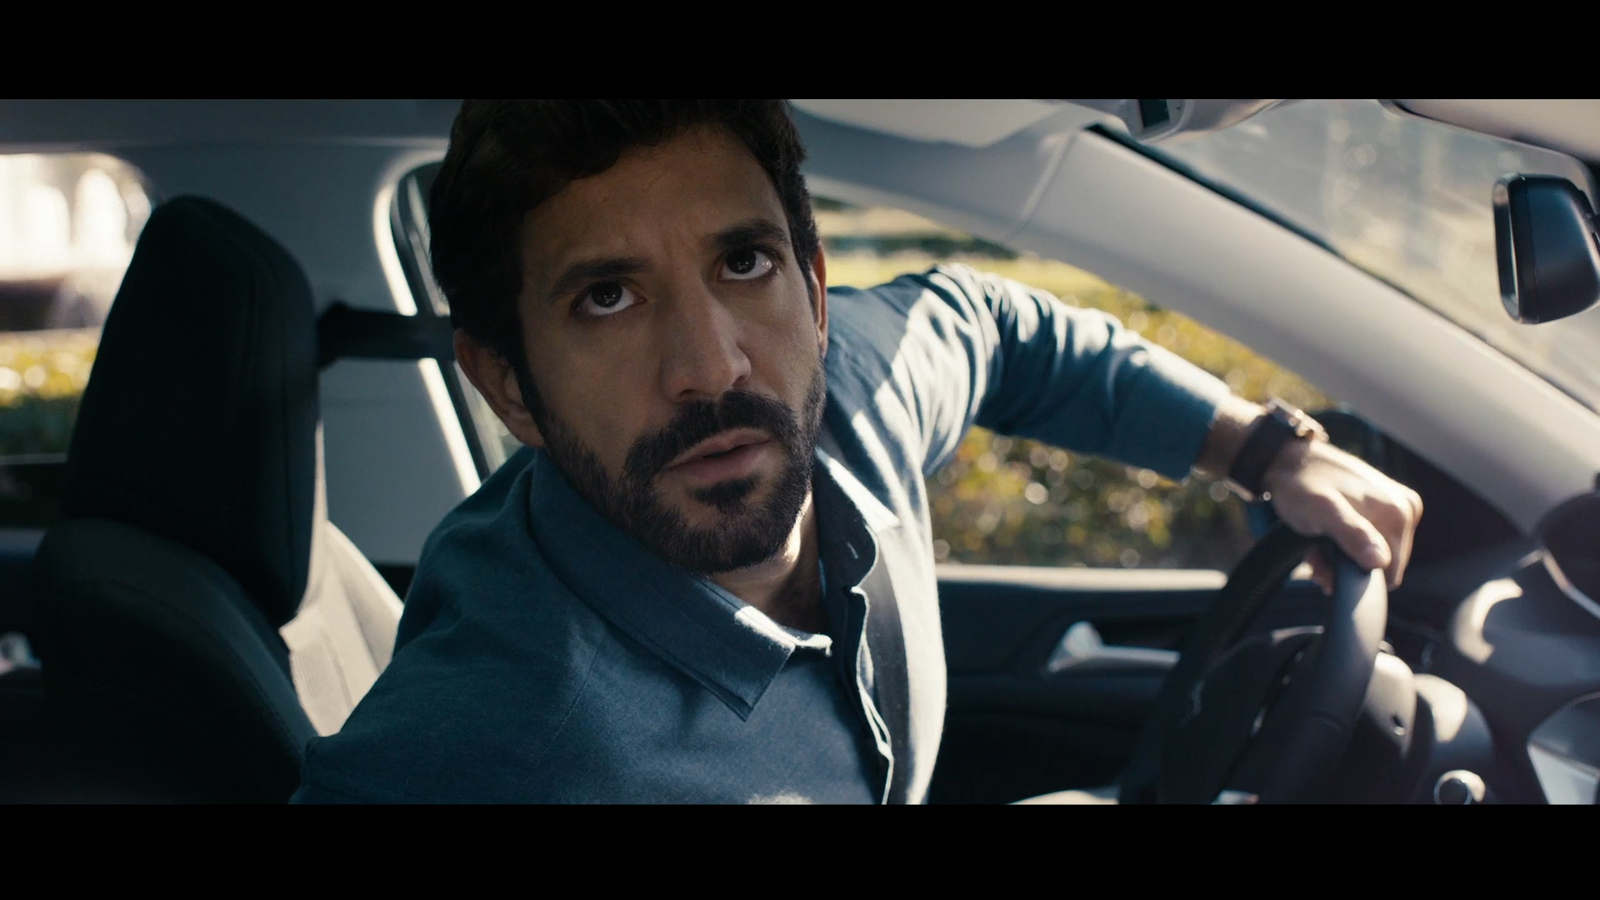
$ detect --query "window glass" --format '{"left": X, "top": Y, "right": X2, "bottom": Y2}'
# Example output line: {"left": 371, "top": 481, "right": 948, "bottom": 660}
{"left": 1156, "top": 99, "right": 1600, "bottom": 411}
{"left": 0, "top": 153, "right": 152, "bottom": 526}
{"left": 816, "top": 198, "right": 1332, "bottom": 570}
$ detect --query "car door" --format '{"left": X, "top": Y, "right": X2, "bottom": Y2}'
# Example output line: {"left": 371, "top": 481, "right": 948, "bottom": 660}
{"left": 930, "top": 559, "right": 1336, "bottom": 803}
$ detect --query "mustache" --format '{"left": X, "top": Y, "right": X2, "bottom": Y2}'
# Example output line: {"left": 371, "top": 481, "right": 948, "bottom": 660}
{"left": 622, "top": 389, "right": 802, "bottom": 484}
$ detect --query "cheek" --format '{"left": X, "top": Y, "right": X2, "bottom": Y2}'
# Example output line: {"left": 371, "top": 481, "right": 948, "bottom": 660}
{"left": 744, "top": 279, "right": 822, "bottom": 356}
{"left": 755, "top": 304, "right": 824, "bottom": 379}
{"left": 534, "top": 353, "right": 656, "bottom": 466}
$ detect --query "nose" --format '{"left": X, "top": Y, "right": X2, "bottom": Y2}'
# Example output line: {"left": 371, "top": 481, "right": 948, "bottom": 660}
{"left": 658, "top": 288, "right": 752, "bottom": 403}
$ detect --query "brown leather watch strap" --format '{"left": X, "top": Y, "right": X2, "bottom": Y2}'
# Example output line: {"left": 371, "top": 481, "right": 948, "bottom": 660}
{"left": 1225, "top": 400, "right": 1325, "bottom": 502}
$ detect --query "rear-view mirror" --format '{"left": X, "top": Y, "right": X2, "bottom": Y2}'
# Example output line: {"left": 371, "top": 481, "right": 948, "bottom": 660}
{"left": 1494, "top": 175, "right": 1600, "bottom": 324}
{"left": 1064, "top": 100, "right": 1289, "bottom": 145}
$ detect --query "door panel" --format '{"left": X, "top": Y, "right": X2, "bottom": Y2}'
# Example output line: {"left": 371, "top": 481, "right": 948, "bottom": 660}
{"left": 929, "top": 564, "right": 1327, "bottom": 803}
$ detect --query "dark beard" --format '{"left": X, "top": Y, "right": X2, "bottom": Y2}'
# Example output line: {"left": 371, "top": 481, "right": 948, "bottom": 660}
{"left": 531, "top": 362, "right": 826, "bottom": 575}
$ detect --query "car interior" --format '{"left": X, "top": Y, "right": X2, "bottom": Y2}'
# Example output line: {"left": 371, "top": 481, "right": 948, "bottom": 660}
{"left": 1, "top": 99, "right": 1599, "bottom": 803}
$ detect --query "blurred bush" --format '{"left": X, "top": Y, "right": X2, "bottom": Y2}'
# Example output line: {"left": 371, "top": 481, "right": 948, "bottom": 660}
{"left": 819, "top": 204, "right": 1332, "bottom": 571}
{"left": 0, "top": 329, "right": 97, "bottom": 458}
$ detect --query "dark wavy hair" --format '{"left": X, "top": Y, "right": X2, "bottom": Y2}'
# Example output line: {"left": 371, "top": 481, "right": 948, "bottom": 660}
{"left": 429, "top": 100, "right": 819, "bottom": 406}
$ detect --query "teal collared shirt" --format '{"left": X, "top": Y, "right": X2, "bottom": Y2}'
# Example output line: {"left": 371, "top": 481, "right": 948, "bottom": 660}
{"left": 293, "top": 264, "right": 1230, "bottom": 803}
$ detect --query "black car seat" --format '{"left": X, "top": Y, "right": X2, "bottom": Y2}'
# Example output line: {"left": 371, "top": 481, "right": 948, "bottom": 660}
{"left": 28, "top": 196, "right": 403, "bottom": 802}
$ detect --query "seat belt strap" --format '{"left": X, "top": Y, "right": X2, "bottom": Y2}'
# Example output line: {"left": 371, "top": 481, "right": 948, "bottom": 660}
{"left": 861, "top": 555, "right": 912, "bottom": 804}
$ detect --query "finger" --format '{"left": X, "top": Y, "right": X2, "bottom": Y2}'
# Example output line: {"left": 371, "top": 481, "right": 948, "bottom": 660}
{"left": 1394, "top": 487, "right": 1423, "bottom": 587}
{"left": 1386, "top": 489, "right": 1417, "bottom": 589}
{"left": 1369, "top": 483, "right": 1421, "bottom": 590}
{"left": 1321, "top": 491, "right": 1392, "bottom": 574}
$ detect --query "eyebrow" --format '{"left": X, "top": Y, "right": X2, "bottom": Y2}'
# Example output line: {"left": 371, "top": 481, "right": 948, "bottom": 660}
{"left": 710, "top": 218, "right": 790, "bottom": 254}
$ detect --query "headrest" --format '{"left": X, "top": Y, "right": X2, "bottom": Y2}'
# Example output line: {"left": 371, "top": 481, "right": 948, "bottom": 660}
{"left": 64, "top": 196, "right": 318, "bottom": 627}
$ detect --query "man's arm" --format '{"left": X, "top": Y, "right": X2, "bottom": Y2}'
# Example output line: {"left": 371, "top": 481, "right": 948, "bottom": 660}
{"left": 860, "top": 262, "right": 1421, "bottom": 587}
{"left": 833, "top": 263, "right": 1231, "bottom": 482}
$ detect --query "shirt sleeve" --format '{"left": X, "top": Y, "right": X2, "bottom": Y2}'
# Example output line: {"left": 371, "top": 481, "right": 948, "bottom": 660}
{"left": 826, "top": 263, "right": 1231, "bottom": 482}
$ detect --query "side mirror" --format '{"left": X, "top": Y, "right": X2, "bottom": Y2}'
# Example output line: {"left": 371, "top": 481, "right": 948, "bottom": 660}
{"left": 1494, "top": 175, "right": 1600, "bottom": 324}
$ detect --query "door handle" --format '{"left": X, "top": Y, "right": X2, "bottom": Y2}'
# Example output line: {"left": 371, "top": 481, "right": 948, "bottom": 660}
{"left": 1046, "top": 621, "right": 1179, "bottom": 674}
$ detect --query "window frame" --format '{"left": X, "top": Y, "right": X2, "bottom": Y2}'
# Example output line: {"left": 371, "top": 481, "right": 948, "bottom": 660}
{"left": 387, "top": 161, "right": 508, "bottom": 480}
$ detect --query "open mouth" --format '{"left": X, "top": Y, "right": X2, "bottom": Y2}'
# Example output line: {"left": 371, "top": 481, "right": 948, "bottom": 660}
{"left": 661, "top": 429, "right": 773, "bottom": 483}
{"left": 666, "top": 429, "right": 771, "bottom": 470}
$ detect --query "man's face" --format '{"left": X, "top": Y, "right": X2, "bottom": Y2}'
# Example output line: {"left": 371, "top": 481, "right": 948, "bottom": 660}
{"left": 484, "top": 124, "right": 828, "bottom": 574}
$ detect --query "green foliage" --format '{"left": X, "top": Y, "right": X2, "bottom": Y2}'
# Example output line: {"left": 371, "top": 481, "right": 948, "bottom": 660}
{"left": 0, "top": 329, "right": 97, "bottom": 458}
{"left": 928, "top": 428, "right": 1257, "bottom": 569}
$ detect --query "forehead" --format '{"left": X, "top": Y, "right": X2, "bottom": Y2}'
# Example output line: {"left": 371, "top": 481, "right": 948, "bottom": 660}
{"left": 519, "top": 125, "right": 786, "bottom": 280}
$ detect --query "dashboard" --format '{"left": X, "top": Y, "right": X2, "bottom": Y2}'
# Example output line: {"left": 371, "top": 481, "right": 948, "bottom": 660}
{"left": 1320, "top": 413, "right": 1600, "bottom": 804}
{"left": 1384, "top": 522, "right": 1600, "bottom": 804}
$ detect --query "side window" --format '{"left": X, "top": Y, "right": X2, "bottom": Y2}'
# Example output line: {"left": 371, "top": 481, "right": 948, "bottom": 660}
{"left": 0, "top": 153, "right": 153, "bottom": 527}
{"left": 815, "top": 198, "right": 1333, "bottom": 570}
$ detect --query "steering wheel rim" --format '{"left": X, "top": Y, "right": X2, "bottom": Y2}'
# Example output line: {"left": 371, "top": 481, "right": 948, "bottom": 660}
{"left": 1118, "top": 523, "right": 1388, "bottom": 803}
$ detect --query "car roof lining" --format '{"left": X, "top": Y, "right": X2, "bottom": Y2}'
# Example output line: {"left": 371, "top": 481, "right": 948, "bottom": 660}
{"left": 1390, "top": 100, "right": 1600, "bottom": 168}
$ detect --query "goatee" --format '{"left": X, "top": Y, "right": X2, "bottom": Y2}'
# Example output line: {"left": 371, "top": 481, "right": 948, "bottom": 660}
{"left": 536, "top": 363, "right": 826, "bottom": 575}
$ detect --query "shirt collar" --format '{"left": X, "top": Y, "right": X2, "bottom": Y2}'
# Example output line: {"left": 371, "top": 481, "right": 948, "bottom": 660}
{"left": 525, "top": 449, "right": 871, "bottom": 720}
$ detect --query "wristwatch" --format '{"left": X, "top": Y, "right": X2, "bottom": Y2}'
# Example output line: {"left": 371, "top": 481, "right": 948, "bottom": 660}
{"left": 1225, "top": 399, "right": 1328, "bottom": 502}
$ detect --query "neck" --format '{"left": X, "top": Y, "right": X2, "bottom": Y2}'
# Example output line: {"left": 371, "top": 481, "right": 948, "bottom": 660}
{"left": 709, "top": 491, "right": 825, "bottom": 634}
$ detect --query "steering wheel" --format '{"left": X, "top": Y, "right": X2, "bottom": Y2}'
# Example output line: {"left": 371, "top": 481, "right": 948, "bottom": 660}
{"left": 1117, "top": 523, "right": 1387, "bottom": 804}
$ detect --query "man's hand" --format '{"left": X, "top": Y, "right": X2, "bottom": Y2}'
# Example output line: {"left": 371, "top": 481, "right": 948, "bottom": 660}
{"left": 1261, "top": 438, "right": 1424, "bottom": 594}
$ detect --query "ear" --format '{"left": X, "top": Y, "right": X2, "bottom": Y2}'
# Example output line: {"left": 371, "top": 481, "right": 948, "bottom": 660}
{"left": 810, "top": 245, "right": 829, "bottom": 355}
{"left": 453, "top": 329, "right": 546, "bottom": 449}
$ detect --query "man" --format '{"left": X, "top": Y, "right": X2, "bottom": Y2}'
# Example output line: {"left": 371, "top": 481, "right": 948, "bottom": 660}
{"left": 293, "top": 100, "right": 1421, "bottom": 803}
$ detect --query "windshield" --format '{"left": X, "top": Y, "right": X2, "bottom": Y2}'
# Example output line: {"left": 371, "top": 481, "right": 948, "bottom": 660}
{"left": 1156, "top": 99, "right": 1600, "bottom": 412}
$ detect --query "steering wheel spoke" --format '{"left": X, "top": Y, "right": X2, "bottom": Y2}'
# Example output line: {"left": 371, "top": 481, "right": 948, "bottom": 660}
{"left": 1118, "top": 525, "right": 1387, "bottom": 804}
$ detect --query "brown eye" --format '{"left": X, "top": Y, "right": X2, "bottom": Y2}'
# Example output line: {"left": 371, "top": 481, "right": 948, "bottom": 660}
{"left": 721, "top": 248, "right": 774, "bottom": 281}
{"left": 576, "top": 281, "right": 638, "bottom": 318}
